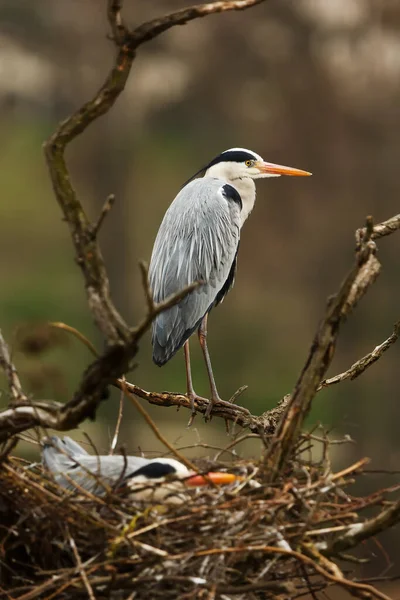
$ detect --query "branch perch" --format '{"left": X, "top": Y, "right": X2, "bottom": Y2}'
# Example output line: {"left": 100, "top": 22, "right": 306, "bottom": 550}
{"left": 265, "top": 224, "right": 381, "bottom": 478}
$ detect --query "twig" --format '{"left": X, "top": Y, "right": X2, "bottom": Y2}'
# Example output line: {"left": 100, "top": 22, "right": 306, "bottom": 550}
{"left": 90, "top": 193, "right": 116, "bottom": 240}
{"left": 319, "top": 321, "right": 400, "bottom": 389}
{"left": 322, "top": 497, "right": 400, "bottom": 556}
{"left": 0, "top": 329, "right": 26, "bottom": 403}
{"left": 67, "top": 528, "right": 96, "bottom": 600}
{"left": 139, "top": 261, "right": 154, "bottom": 314}
{"left": 49, "top": 322, "right": 98, "bottom": 357}
{"left": 356, "top": 213, "right": 400, "bottom": 244}
{"left": 125, "top": 0, "right": 268, "bottom": 50}
{"left": 109, "top": 384, "right": 125, "bottom": 455}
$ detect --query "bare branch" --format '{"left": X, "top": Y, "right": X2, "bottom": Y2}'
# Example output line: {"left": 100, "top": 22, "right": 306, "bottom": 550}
{"left": 319, "top": 321, "right": 400, "bottom": 390}
{"left": 127, "top": 1, "right": 268, "bottom": 49}
{"left": 50, "top": 322, "right": 98, "bottom": 357}
{"left": 356, "top": 213, "right": 400, "bottom": 244}
{"left": 117, "top": 379, "right": 261, "bottom": 432}
{"left": 90, "top": 193, "right": 116, "bottom": 240}
{"left": 322, "top": 497, "right": 400, "bottom": 556}
{"left": 109, "top": 385, "right": 124, "bottom": 455}
{"left": 132, "top": 280, "right": 202, "bottom": 339}
{"left": 265, "top": 225, "right": 381, "bottom": 479}
{"left": 67, "top": 528, "right": 96, "bottom": 600}
{"left": 0, "top": 330, "right": 26, "bottom": 404}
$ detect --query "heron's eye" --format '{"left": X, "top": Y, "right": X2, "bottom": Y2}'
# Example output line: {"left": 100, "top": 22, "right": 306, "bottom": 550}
{"left": 245, "top": 160, "right": 254, "bottom": 167}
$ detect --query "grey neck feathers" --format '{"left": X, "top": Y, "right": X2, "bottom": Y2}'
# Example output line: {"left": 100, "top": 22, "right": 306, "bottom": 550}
{"left": 205, "top": 163, "right": 256, "bottom": 227}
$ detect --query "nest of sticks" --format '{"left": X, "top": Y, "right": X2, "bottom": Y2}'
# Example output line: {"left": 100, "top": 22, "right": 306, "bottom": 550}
{"left": 1, "top": 433, "right": 398, "bottom": 600}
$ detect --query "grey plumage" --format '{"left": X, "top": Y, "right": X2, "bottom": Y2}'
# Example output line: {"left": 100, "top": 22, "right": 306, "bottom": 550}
{"left": 148, "top": 148, "right": 311, "bottom": 417}
{"left": 150, "top": 177, "right": 240, "bottom": 365}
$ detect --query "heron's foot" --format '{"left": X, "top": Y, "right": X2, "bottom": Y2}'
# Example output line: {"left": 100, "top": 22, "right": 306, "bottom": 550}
{"left": 204, "top": 396, "right": 217, "bottom": 421}
{"left": 186, "top": 391, "right": 209, "bottom": 425}
{"left": 205, "top": 390, "right": 250, "bottom": 421}
{"left": 204, "top": 393, "right": 228, "bottom": 421}
{"left": 186, "top": 391, "right": 222, "bottom": 423}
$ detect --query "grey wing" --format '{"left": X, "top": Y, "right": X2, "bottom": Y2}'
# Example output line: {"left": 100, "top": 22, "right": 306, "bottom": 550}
{"left": 43, "top": 436, "right": 149, "bottom": 495}
{"left": 149, "top": 178, "right": 241, "bottom": 366}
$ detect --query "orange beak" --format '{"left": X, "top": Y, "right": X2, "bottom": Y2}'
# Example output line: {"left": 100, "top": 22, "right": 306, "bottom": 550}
{"left": 185, "top": 472, "right": 241, "bottom": 487}
{"left": 257, "top": 161, "right": 312, "bottom": 177}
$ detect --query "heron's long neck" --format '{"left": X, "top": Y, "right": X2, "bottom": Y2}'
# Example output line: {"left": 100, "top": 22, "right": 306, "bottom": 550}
{"left": 205, "top": 164, "right": 256, "bottom": 228}
{"left": 232, "top": 178, "right": 256, "bottom": 227}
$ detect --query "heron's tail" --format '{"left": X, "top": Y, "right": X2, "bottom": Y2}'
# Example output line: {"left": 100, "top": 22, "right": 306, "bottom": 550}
{"left": 42, "top": 436, "right": 88, "bottom": 473}
{"left": 152, "top": 314, "right": 198, "bottom": 366}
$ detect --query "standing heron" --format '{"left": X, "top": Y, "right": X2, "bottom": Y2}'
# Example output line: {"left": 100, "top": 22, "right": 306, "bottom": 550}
{"left": 149, "top": 148, "right": 311, "bottom": 419}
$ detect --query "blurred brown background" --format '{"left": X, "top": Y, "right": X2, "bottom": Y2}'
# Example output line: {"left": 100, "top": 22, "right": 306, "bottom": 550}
{"left": 0, "top": 0, "right": 399, "bottom": 584}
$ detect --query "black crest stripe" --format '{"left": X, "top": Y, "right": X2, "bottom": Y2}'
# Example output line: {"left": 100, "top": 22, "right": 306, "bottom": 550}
{"left": 207, "top": 150, "right": 257, "bottom": 168}
{"left": 130, "top": 462, "right": 177, "bottom": 480}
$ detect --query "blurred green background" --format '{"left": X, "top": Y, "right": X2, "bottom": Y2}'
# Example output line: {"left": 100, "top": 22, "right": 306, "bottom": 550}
{"left": 0, "top": 0, "right": 400, "bottom": 580}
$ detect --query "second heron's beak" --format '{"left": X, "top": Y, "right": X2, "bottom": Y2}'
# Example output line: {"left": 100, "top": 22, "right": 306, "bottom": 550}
{"left": 256, "top": 161, "right": 312, "bottom": 177}
{"left": 185, "top": 472, "right": 241, "bottom": 487}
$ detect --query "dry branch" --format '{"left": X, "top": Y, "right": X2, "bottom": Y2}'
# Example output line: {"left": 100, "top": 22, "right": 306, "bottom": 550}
{"left": 125, "top": 0, "right": 268, "bottom": 49}
{"left": 265, "top": 225, "right": 381, "bottom": 479}
{"left": 319, "top": 321, "right": 400, "bottom": 390}
{"left": 323, "top": 497, "right": 400, "bottom": 556}
{"left": 356, "top": 213, "right": 400, "bottom": 243}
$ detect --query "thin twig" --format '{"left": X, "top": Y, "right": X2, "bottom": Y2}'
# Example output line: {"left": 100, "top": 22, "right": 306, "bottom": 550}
{"left": 67, "top": 528, "right": 96, "bottom": 600}
{"left": 109, "top": 384, "right": 125, "bottom": 455}
{"left": 0, "top": 329, "right": 26, "bottom": 403}
{"left": 90, "top": 193, "right": 116, "bottom": 240}
{"left": 319, "top": 321, "right": 400, "bottom": 390}
{"left": 356, "top": 213, "right": 400, "bottom": 244}
{"left": 49, "top": 322, "right": 99, "bottom": 357}
{"left": 126, "top": 0, "right": 268, "bottom": 50}
{"left": 139, "top": 261, "right": 154, "bottom": 314}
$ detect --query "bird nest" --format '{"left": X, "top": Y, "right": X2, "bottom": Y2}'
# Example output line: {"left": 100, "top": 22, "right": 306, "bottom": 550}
{"left": 0, "top": 434, "right": 397, "bottom": 600}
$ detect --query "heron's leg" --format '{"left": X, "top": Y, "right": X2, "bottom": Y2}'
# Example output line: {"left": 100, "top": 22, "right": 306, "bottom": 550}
{"left": 198, "top": 314, "right": 222, "bottom": 419}
{"left": 184, "top": 340, "right": 197, "bottom": 416}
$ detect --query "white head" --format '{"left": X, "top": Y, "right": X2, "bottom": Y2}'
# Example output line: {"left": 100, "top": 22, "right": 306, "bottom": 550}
{"left": 125, "top": 458, "right": 239, "bottom": 505}
{"left": 204, "top": 147, "right": 312, "bottom": 181}
{"left": 200, "top": 147, "right": 311, "bottom": 226}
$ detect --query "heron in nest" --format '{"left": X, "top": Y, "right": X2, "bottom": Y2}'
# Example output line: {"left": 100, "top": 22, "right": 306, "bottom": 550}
{"left": 42, "top": 436, "right": 239, "bottom": 504}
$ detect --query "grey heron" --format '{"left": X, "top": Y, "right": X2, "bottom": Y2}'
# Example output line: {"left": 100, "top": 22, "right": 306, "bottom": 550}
{"left": 149, "top": 148, "right": 311, "bottom": 419}
{"left": 43, "top": 436, "right": 238, "bottom": 503}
